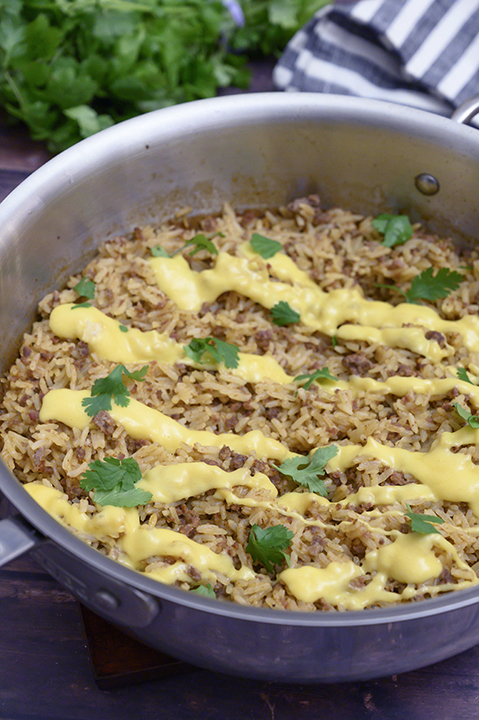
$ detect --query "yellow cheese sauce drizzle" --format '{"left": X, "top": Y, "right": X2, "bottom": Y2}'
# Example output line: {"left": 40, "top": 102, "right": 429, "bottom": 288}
{"left": 148, "top": 244, "right": 479, "bottom": 362}
{"left": 49, "top": 304, "right": 292, "bottom": 386}
{"left": 33, "top": 240, "right": 479, "bottom": 609}
{"left": 49, "top": 305, "right": 479, "bottom": 404}
{"left": 38, "top": 388, "right": 479, "bottom": 605}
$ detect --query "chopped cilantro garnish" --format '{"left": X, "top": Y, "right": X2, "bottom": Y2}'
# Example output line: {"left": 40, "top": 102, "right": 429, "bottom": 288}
{"left": 453, "top": 402, "right": 479, "bottom": 429}
{"left": 150, "top": 245, "right": 170, "bottom": 258}
{"left": 151, "top": 233, "right": 223, "bottom": 259}
{"left": 376, "top": 267, "right": 463, "bottom": 304}
{"left": 270, "top": 301, "right": 300, "bottom": 326}
{"left": 71, "top": 302, "right": 93, "bottom": 310}
{"left": 246, "top": 524, "right": 294, "bottom": 573}
{"left": 81, "top": 364, "right": 148, "bottom": 417}
{"left": 294, "top": 368, "right": 338, "bottom": 390}
{"left": 184, "top": 233, "right": 221, "bottom": 257}
{"left": 250, "top": 233, "right": 283, "bottom": 259}
{"left": 274, "top": 446, "right": 338, "bottom": 495}
{"left": 183, "top": 337, "right": 239, "bottom": 369}
{"left": 119, "top": 325, "right": 129, "bottom": 333}
{"left": 191, "top": 584, "right": 216, "bottom": 598}
{"left": 457, "top": 368, "right": 474, "bottom": 384}
{"left": 405, "top": 504, "right": 445, "bottom": 535}
{"left": 405, "top": 267, "right": 463, "bottom": 303}
{"left": 331, "top": 336, "right": 338, "bottom": 348}
{"left": 80, "top": 457, "right": 152, "bottom": 508}
{"left": 372, "top": 213, "right": 413, "bottom": 248}
{"left": 74, "top": 277, "right": 95, "bottom": 299}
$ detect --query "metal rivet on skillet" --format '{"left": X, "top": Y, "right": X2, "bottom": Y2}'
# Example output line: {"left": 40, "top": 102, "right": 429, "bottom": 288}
{"left": 93, "top": 590, "right": 120, "bottom": 611}
{"left": 415, "top": 173, "right": 440, "bottom": 195}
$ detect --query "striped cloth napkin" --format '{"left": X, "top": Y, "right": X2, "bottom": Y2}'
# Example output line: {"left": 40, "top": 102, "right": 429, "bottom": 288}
{"left": 273, "top": 0, "right": 479, "bottom": 116}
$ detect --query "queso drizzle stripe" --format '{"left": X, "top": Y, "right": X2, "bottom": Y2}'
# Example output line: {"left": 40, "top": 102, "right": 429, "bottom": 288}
{"left": 148, "top": 242, "right": 479, "bottom": 362}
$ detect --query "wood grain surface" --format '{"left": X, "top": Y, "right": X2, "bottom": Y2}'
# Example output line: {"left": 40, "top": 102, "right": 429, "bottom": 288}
{"left": 2, "top": 62, "right": 479, "bottom": 720}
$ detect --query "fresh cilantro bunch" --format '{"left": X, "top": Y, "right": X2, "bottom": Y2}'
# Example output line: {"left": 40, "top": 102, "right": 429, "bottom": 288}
{"left": 230, "top": 0, "right": 330, "bottom": 56}
{"left": 80, "top": 456, "right": 152, "bottom": 507}
{"left": 0, "top": 0, "right": 330, "bottom": 153}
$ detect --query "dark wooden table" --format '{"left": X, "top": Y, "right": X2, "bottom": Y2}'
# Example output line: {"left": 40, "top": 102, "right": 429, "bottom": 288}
{"left": 2, "top": 70, "right": 479, "bottom": 720}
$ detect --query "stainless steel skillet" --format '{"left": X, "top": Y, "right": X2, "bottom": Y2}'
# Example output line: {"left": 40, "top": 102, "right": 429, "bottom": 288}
{"left": 1, "top": 93, "right": 479, "bottom": 683}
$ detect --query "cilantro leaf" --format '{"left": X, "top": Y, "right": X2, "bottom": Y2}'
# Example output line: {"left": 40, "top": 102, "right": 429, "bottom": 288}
{"left": 150, "top": 245, "right": 170, "bottom": 258}
{"left": 372, "top": 213, "right": 413, "bottom": 248}
{"left": 191, "top": 584, "right": 216, "bottom": 598}
{"left": 457, "top": 368, "right": 474, "bottom": 384}
{"left": 74, "top": 277, "right": 95, "bottom": 299}
{"left": 119, "top": 325, "right": 129, "bottom": 333}
{"left": 80, "top": 457, "right": 152, "bottom": 508}
{"left": 405, "top": 504, "right": 445, "bottom": 535}
{"left": 183, "top": 337, "right": 239, "bottom": 369}
{"left": 294, "top": 368, "right": 338, "bottom": 390}
{"left": 246, "top": 524, "right": 294, "bottom": 573}
{"left": 376, "top": 267, "right": 464, "bottom": 304}
{"left": 453, "top": 402, "right": 479, "bottom": 429}
{"left": 250, "top": 233, "right": 282, "bottom": 259}
{"left": 82, "top": 364, "right": 148, "bottom": 417}
{"left": 184, "top": 233, "right": 221, "bottom": 257}
{"left": 405, "top": 267, "right": 463, "bottom": 303}
{"left": 274, "top": 446, "right": 338, "bottom": 495}
{"left": 270, "top": 301, "right": 300, "bottom": 326}
{"left": 71, "top": 302, "right": 92, "bottom": 310}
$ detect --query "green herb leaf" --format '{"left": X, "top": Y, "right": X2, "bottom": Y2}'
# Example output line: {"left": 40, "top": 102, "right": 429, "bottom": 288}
{"left": 74, "top": 277, "right": 95, "bottom": 299}
{"left": 457, "top": 367, "right": 474, "bottom": 384}
{"left": 250, "top": 233, "right": 282, "bottom": 259}
{"left": 246, "top": 524, "right": 294, "bottom": 573}
{"left": 453, "top": 402, "right": 479, "bottom": 429}
{"left": 82, "top": 364, "right": 148, "bottom": 417}
{"left": 184, "top": 233, "right": 221, "bottom": 257}
{"left": 274, "top": 446, "right": 338, "bottom": 495}
{"left": 372, "top": 213, "right": 413, "bottom": 248}
{"left": 119, "top": 325, "right": 129, "bottom": 333}
{"left": 294, "top": 367, "right": 338, "bottom": 390}
{"left": 183, "top": 337, "right": 239, "bottom": 369}
{"left": 405, "top": 267, "right": 463, "bottom": 303}
{"left": 71, "top": 302, "right": 93, "bottom": 309}
{"left": 80, "top": 457, "right": 152, "bottom": 508}
{"left": 191, "top": 583, "right": 215, "bottom": 598}
{"left": 150, "top": 245, "right": 170, "bottom": 258}
{"left": 405, "top": 504, "right": 445, "bottom": 535}
{"left": 270, "top": 301, "right": 300, "bottom": 326}
{"left": 331, "top": 336, "right": 338, "bottom": 348}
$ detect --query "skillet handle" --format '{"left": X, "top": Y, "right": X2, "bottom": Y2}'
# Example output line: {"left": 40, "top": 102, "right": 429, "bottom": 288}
{"left": 451, "top": 96, "right": 479, "bottom": 125}
{"left": 0, "top": 516, "right": 38, "bottom": 565}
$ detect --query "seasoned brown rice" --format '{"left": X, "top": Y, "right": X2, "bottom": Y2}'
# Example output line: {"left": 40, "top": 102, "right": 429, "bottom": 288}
{"left": 2, "top": 194, "right": 479, "bottom": 611}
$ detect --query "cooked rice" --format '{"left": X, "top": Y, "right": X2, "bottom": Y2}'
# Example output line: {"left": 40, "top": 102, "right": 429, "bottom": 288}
{"left": 2, "top": 194, "right": 479, "bottom": 611}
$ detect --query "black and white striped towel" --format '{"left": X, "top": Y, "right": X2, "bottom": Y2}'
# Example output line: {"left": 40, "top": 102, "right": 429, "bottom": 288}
{"left": 273, "top": 0, "right": 479, "bottom": 116}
